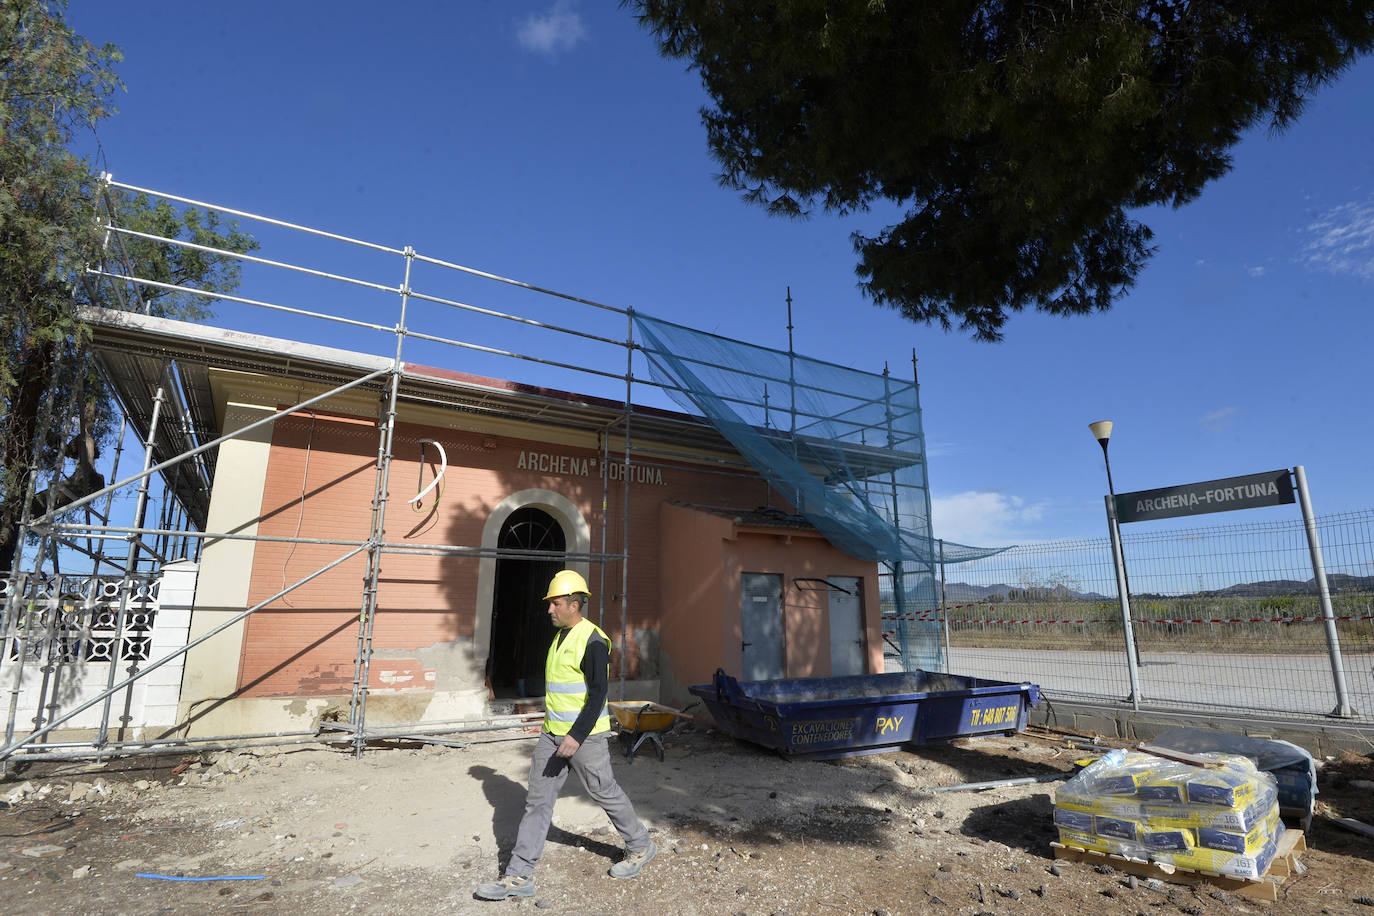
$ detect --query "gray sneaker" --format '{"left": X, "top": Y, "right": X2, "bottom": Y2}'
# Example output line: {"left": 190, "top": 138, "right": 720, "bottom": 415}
{"left": 474, "top": 874, "right": 536, "bottom": 900}
{"left": 608, "top": 840, "right": 657, "bottom": 879}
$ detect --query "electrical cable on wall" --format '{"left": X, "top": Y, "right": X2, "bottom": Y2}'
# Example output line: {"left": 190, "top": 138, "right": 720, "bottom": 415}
{"left": 279, "top": 411, "right": 316, "bottom": 606}
{"left": 410, "top": 438, "right": 447, "bottom": 511}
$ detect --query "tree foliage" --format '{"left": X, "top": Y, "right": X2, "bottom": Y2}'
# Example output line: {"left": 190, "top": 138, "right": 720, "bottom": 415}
{"left": 1, "top": 0, "right": 255, "bottom": 572}
{"left": 629, "top": 1, "right": 1374, "bottom": 340}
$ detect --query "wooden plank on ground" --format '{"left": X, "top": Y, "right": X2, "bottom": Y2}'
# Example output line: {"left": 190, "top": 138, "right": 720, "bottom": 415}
{"left": 1135, "top": 743, "right": 1227, "bottom": 767}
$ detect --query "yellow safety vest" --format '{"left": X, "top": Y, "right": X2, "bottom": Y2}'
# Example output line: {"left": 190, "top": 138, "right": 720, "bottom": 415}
{"left": 544, "top": 618, "right": 612, "bottom": 737}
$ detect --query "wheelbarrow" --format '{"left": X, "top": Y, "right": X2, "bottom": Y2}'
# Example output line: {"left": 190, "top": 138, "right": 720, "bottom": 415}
{"left": 607, "top": 700, "right": 696, "bottom": 763}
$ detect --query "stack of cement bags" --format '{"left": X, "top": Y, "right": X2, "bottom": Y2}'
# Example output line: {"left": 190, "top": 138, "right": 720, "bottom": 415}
{"left": 1054, "top": 749, "right": 1283, "bottom": 880}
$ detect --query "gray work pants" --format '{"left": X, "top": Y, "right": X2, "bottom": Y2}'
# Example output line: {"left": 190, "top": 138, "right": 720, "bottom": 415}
{"left": 506, "top": 731, "right": 650, "bottom": 877}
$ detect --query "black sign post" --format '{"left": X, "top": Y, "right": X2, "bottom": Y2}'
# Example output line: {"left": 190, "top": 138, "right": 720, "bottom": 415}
{"left": 1113, "top": 470, "right": 1294, "bottom": 525}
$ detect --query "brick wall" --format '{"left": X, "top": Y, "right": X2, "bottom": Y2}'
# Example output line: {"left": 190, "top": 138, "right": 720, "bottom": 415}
{"left": 239, "top": 409, "right": 772, "bottom": 696}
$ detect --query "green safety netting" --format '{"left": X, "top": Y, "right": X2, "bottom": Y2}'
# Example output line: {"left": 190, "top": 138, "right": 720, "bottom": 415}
{"left": 633, "top": 314, "right": 1009, "bottom": 671}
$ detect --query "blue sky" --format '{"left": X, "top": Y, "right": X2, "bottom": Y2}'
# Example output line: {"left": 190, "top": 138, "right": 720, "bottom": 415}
{"left": 65, "top": 2, "right": 1374, "bottom": 548}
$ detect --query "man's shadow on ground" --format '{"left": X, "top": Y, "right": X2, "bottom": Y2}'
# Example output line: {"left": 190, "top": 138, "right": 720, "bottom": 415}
{"left": 469, "top": 764, "right": 621, "bottom": 872}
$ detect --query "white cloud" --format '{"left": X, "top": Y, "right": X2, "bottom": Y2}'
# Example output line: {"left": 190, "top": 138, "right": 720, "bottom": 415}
{"left": 930, "top": 490, "right": 1047, "bottom": 546}
{"left": 1247, "top": 265, "right": 1266, "bottom": 278}
{"left": 923, "top": 439, "right": 957, "bottom": 459}
{"left": 1301, "top": 196, "right": 1374, "bottom": 280}
{"left": 516, "top": 1, "right": 588, "bottom": 56}
{"left": 1201, "top": 405, "right": 1237, "bottom": 435}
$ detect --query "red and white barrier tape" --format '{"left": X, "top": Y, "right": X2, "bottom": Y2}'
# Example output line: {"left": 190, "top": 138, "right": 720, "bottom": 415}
{"left": 881, "top": 612, "right": 1374, "bottom": 634}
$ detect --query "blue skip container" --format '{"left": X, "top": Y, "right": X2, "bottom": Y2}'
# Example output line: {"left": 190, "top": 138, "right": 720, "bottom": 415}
{"left": 690, "top": 668, "right": 1042, "bottom": 760}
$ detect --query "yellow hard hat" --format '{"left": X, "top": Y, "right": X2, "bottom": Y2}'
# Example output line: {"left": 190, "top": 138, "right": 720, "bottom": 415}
{"left": 543, "top": 569, "right": 590, "bottom": 601}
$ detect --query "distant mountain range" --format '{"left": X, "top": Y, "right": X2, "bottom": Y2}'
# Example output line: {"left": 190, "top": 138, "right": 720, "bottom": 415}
{"left": 936, "top": 573, "right": 1374, "bottom": 603}
{"left": 937, "top": 581, "right": 1108, "bottom": 603}
{"left": 1192, "top": 573, "right": 1374, "bottom": 598}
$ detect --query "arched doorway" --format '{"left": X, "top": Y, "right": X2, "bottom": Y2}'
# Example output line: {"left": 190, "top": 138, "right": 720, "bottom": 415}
{"left": 488, "top": 507, "right": 566, "bottom": 698}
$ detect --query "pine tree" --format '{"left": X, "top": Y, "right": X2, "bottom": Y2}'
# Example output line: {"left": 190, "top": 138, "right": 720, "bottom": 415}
{"left": 629, "top": 1, "right": 1374, "bottom": 340}
{"left": 0, "top": 0, "right": 254, "bottom": 572}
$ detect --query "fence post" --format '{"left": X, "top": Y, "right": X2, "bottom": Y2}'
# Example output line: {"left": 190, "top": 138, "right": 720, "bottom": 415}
{"left": 1293, "top": 466, "right": 1358, "bottom": 718}
{"left": 938, "top": 540, "right": 951, "bottom": 674}
{"left": 1105, "top": 494, "right": 1142, "bottom": 709}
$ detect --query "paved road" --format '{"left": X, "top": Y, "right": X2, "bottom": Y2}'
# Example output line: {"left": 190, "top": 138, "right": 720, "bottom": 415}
{"left": 890, "top": 646, "right": 1374, "bottom": 719}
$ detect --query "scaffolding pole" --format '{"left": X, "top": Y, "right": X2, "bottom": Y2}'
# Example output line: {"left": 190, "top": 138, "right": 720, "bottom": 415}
{"left": 619, "top": 309, "right": 635, "bottom": 699}
{"left": 96, "top": 381, "right": 165, "bottom": 747}
{"left": 349, "top": 248, "right": 414, "bottom": 757}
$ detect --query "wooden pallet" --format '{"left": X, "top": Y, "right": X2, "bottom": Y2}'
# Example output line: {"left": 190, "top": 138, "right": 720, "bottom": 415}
{"left": 1051, "top": 830, "right": 1306, "bottom": 902}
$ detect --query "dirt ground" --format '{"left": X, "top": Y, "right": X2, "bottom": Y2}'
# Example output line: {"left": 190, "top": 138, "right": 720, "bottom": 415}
{"left": 1, "top": 723, "right": 1371, "bottom": 916}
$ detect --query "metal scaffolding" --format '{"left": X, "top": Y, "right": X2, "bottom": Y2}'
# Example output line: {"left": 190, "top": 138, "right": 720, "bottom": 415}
{"left": 0, "top": 175, "right": 783, "bottom": 767}
{"left": 0, "top": 175, "right": 943, "bottom": 768}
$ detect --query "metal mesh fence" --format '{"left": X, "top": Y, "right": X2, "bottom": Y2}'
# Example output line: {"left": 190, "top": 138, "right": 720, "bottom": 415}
{"left": 886, "top": 509, "right": 1374, "bottom": 722}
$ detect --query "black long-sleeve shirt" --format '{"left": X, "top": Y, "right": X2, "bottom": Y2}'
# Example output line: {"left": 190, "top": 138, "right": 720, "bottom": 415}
{"left": 553, "top": 625, "right": 610, "bottom": 745}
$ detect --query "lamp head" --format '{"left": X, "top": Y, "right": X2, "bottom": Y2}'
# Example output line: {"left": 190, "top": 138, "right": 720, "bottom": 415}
{"left": 1089, "top": 420, "right": 1113, "bottom": 447}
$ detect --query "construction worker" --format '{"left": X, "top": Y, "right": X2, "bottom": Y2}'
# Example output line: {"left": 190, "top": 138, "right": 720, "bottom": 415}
{"left": 474, "top": 569, "right": 656, "bottom": 901}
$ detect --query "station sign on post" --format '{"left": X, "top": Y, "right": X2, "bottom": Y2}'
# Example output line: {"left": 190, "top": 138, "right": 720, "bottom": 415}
{"left": 1113, "top": 469, "right": 1295, "bottom": 524}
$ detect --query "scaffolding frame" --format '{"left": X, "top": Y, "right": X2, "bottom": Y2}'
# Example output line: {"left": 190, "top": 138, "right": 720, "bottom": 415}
{"left": 0, "top": 176, "right": 936, "bottom": 768}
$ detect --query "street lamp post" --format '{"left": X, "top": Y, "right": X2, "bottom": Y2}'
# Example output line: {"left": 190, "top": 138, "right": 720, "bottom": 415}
{"left": 1089, "top": 421, "right": 1116, "bottom": 495}
{"left": 1089, "top": 420, "right": 1142, "bottom": 705}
